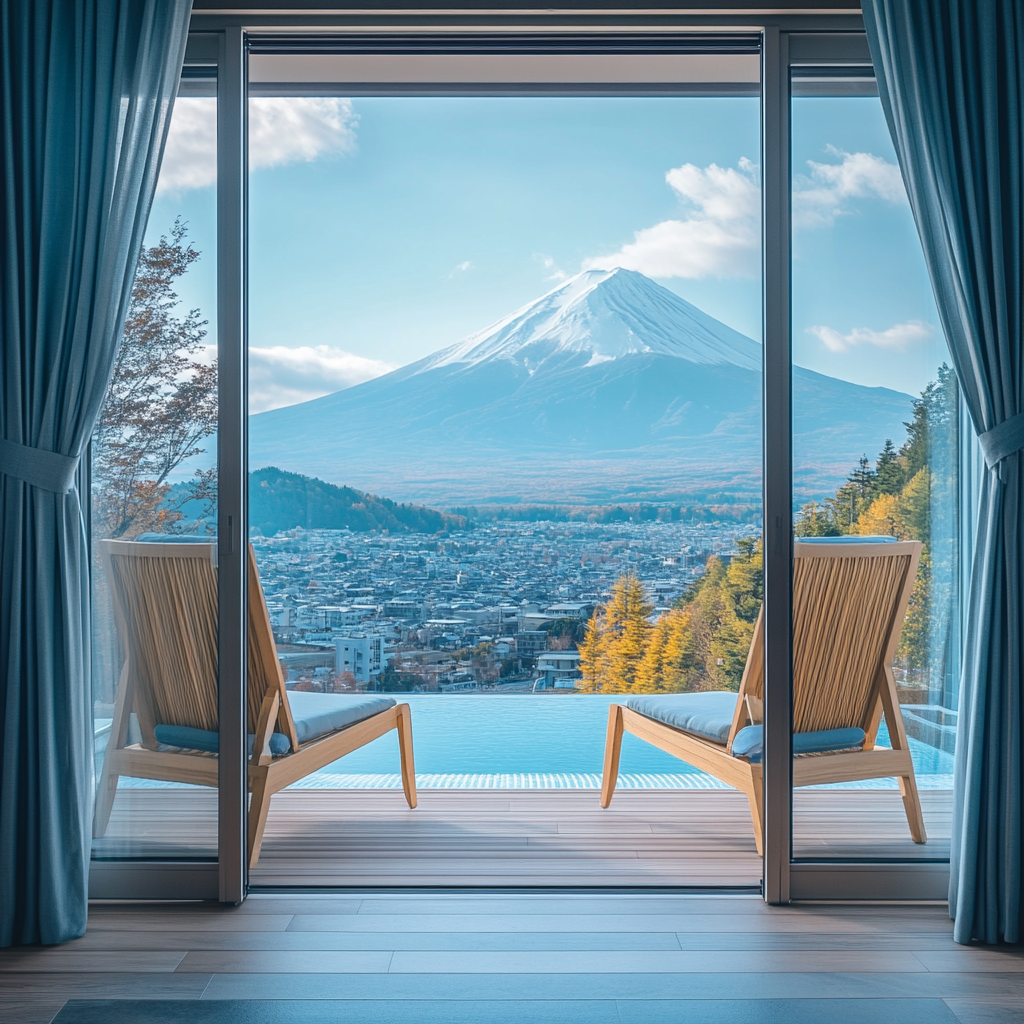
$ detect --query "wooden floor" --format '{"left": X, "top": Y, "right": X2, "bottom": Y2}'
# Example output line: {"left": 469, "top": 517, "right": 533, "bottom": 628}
{"left": 95, "top": 787, "right": 952, "bottom": 888}
{"left": 1, "top": 892, "right": 1022, "bottom": 1023}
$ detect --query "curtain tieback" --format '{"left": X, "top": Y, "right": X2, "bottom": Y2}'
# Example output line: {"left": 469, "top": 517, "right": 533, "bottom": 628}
{"left": 978, "top": 411, "right": 1024, "bottom": 470}
{"left": 0, "top": 437, "right": 80, "bottom": 493}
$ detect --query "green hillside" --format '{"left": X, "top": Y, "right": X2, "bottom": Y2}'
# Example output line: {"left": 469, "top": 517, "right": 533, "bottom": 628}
{"left": 249, "top": 467, "right": 466, "bottom": 536}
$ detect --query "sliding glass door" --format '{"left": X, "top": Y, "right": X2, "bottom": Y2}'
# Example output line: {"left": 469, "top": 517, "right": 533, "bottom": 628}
{"left": 243, "top": 46, "right": 767, "bottom": 888}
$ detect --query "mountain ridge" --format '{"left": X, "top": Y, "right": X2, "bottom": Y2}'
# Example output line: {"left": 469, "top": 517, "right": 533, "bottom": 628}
{"left": 249, "top": 467, "right": 466, "bottom": 536}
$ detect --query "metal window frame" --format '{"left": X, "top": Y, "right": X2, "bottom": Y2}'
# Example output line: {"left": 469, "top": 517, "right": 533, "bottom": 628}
{"left": 760, "top": 22, "right": 793, "bottom": 906}
{"left": 90, "top": 7, "right": 951, "bottom": 905}
{"left": 217, "top": 25, "right": 250, "bottom": 906}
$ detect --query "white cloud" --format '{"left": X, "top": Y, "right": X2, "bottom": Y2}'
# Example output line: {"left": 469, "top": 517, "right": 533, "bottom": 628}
{"left": 157, "top": 97, "right": 358, "bottom": 196}
{"left": 807, "top": 320, "right": 932, "bottom": 354}
{"left": 583, "top": 158, "right": 761, "bottom": 279}
{"left": 249, "top": 98, "right": 358, "bottom": 170}
{"left": 534, "top": 253, "right": 569, "bottom": 281}
{"left": 581, "top": 147, "right": 906, "bottom": 281}
{"left": 248, "top": 345, "right": 394, "bottom": 413}
{"left": 793, "top": 146, "right": 905, "bottom": 227}
{"left": 448, "top": 260, "right": 472, "bottom": 277}
{"left": 157, "top": 98, "right": 218, "bottom": 194}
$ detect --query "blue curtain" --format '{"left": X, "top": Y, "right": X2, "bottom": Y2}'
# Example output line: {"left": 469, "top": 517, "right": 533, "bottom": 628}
{"left": 0, "top": 0, "right": 191, "bottom": 945}
{"left": 863, "top": 0, "right": 1024, "bottom": 945}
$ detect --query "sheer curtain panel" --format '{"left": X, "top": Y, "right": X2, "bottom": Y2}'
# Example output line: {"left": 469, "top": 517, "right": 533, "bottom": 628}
{"left": 0, "top": 0, "right": 192, "bottom": 945}
{"left": 864, "top": 0, "right": 1024, "bottom": 945}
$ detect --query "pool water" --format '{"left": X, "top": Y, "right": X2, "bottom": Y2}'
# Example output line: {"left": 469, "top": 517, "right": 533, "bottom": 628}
{"left": 305, "top": 694, "right": 954, "bottom": 788}
{"left": 107, "top": 693, "right": 955, "bottom": 790}
{"left": 330, "top": 694, "right": 696, "bottom": 776}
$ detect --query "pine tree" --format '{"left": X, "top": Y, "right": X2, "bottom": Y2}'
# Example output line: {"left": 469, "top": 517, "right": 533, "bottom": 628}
{"left": 634, "top": 615, "right": 668, "bottom": 693}
{"left": 604, "top": 574, "right": 654, "bottom": 693}
{"left": 578, "top": 573, "right": 653, "bottom": 693}
{"left": 578, "top": 612, "right": 604, "bottom": 691}
{"left": 872, "top": 438, "right": 904, "bottom": 498}
{"left": 661, "top": 607, "right": 700, "bottom": 690}
{"left": 842, "top": 455, "right": 876, "bottom": 525}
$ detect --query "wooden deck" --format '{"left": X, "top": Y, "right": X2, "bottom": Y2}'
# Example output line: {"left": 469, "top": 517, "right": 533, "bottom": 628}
{"left": 95, "top": 787, "right": 952, "bottom": 888}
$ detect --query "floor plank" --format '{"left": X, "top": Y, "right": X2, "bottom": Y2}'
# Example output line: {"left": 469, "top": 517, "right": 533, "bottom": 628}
{"left": 4, "top": 893, "right": 1023, "bottom": 1024}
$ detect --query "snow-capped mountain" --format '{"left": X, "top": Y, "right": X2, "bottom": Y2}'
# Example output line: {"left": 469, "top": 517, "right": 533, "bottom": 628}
{"left": 417, "top": 268, "right": 761, "bottom": 374}
{"left": 249, "top": 270, "right": 914, "bottom": 505}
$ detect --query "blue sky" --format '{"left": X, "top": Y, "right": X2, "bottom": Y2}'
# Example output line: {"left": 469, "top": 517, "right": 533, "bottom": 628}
{"left": 147, "top": 93, "right": 947, "bottom": 414}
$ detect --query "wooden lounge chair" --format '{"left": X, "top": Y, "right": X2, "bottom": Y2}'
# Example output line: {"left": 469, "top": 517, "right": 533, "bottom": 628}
{"left": 93, "top": 538, "right": 416, "bottom": 866}
{"left": 600, "top": 538, "right": 927, "bottom": 854}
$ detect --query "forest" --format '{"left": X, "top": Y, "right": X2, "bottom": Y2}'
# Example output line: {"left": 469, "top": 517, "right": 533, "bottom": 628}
{"left": 580, "top": 367, "right": 959, "bottom": 695}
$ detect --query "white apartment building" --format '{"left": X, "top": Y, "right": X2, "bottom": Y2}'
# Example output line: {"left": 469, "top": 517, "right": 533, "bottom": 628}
{"left": 334, "top": 634, "right": 387, "bottom": 685}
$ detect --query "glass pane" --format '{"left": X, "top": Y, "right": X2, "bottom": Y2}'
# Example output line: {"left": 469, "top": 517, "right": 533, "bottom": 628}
{"left": 91, "top": 92, "right": 218, "bottom": 859}
{"left": 790, "top": 89, "right": 956, "bottom": 860}
{"left": 246, "top": 86, "right": 766, "bottom": 885}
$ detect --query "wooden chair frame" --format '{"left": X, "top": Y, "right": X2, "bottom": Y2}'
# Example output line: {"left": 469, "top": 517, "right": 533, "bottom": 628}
{"left": 93, "top": 540, "right": 416, "bottom": 867}
{"left": 601, "top": 540, "right": 927, "bottom": 855}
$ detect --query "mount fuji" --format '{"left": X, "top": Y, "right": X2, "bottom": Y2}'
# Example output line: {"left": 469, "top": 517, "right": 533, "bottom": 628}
{"left": 249, "top": 268, "right": 914, "bottom": 505}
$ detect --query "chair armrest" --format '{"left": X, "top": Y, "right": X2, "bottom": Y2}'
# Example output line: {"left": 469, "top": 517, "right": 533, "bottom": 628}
{"left": 250, "top": 691, "right": 281, "bottom": 767}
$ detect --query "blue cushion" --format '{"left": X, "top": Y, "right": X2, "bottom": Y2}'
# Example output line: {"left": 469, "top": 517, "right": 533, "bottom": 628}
{"left": 731, "top": 725, "right": 866, "bottom": 763}
{"left": 155, "top": 724, "right": 291, "bottom": 756}
{"left": 153, "top": 693, "right": 396, "bottom": 755}
{"left": 287, "top": 692, "right": 396, "bottom": 744}
{"left": 625, "top": 692, "right": 738, "bottom": 744}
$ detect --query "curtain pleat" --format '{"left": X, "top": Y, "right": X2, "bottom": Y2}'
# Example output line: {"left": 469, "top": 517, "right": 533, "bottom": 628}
{"left": 863, "top": 0, "right": 1024, "bottom": 945}
{"left": 0, "top": 0, "right": 192, "bottom": 946}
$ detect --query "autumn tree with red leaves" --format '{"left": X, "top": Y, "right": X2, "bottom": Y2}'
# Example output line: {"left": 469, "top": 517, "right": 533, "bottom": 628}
{"left": 92, "top": 219, "right": 217, "bottom": 538}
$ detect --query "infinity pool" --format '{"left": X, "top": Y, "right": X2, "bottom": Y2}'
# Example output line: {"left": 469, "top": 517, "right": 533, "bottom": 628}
{"left": 107, "top": 693, "right": 955, "bottom": 789}
{"left": 303, "top": 693, "right": 954, "bottom": 789}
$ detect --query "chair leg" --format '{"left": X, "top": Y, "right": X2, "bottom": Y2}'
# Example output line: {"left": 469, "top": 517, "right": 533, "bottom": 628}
{"left": 746, "top": 769, "right": 764, "bottom": 856}
{"left": 898, "top": 772, "right": 928, "bottom": 844}
{"left": 396, "top": 705, "right": 417, "bottom": 809}
{"left": 92, "top": 759, "right": 119, "bottom": 838}
{"left": 247, "top": 774, "right": 273, "bottom": 869}
{"left": 601, "top": 704, "right": 625, "bottom": 808}
{"left": 95, "top": 663, "right": 132, "bottom": 838}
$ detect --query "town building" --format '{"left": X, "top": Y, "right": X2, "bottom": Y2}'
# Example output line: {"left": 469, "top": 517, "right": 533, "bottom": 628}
{"left": 334, "top": 634, "right": 387, "bottom": 685}
{"left": 534, "top": 651, "right": 582, "bottom": 690}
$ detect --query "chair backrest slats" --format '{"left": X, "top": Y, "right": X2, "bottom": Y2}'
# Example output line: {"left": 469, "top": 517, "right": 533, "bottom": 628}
{"left": 101, "top": 540, "right": 298, "bottom": 751}
{"left": 102, "top": 541, "right": 220, "bottom": 745}
{"left": 734, "top": 540, "right": 920, "bottom": 743}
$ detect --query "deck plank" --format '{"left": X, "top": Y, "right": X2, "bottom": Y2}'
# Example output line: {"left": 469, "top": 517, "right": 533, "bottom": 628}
{"left": 98, "top": 787, "right": 951, "bottom": 887}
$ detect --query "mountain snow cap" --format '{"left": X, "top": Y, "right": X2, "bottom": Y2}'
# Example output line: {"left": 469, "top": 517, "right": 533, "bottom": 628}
{"left": 418, "top": 267, "right": 761, "bottom": 374}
